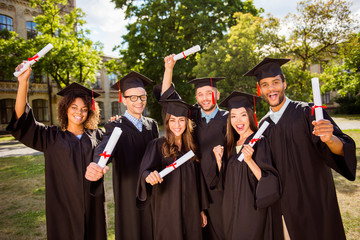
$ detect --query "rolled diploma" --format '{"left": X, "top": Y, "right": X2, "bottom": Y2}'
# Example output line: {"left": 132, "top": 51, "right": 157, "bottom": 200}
{"left": 14, "top": 43, "right": 54, "bottom": 77}
{"left": 159, "top": 150, "right": 195, "bottom": 178}
{"left": 97, "top": 127, "right": 122, "bottom": 168}
{"left": 238, "top": 121, "right": 270, "bottom": 162}
{"left": 311, "top": 77, "right": 324, "bottom": 121}
{"left": 173, "top": 45, "right": 201, "bottom": 61}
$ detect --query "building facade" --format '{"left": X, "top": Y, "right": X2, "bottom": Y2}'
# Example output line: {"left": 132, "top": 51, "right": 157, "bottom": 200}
{"left": 0, "top": 0, "right": 124, "bottom": 132}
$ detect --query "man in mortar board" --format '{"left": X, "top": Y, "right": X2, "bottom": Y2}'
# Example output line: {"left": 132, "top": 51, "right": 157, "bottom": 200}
{"left": 154, "top": 55, "right": 228, "bottom": 240}
{"left": 244, "top": 57, "right": 357, "bottom": 240}
{"left": 85, "top": 71, "right": 159, "bottom": 240}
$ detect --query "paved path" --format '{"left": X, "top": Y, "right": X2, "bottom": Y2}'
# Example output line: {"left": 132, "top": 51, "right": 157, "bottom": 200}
{"left": 0, "top": 118, "right": 359, "bottom": 158}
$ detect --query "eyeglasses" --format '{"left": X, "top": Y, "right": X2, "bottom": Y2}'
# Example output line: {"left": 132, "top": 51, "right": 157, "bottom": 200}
{"left": 123, "top": 95, "right": 147, "bottom": 102}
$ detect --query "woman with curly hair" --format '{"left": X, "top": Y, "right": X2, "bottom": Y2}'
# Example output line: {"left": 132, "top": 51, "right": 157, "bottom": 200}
{"left": 137, "top": 99, "right": 209, "bottom": 240}
{"left": 7, "top": 65, "right": 108, "bottom": 240}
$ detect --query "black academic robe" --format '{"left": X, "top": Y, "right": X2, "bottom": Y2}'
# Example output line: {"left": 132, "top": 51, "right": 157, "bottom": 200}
{"left": 155, "top": 83, "right": 228, "bottom": 240}
{"left": 222, "top": 134, "right": 281, "bottom": 240}
{"left": 261, "top": 100, "right": 357, "bottom": 240}
{"left": 6, "top": 104, "right": 107, "bottom": 240}
{"left": 137, "top": 137, "right": 209, "bottom": 240}
{"left": 94, "top": 116, "right": 159, "bottom": 240}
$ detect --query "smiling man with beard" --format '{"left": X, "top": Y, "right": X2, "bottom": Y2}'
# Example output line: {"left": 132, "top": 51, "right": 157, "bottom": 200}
{"left": 244, "top": 57, "right": 357, "bottom": 240}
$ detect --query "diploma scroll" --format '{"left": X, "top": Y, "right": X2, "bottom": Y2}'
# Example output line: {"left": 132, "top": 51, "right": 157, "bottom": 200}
{"left": 159, "top": 150, "right": 195, "bottom": 178}
{"left": 14, "top": 43, "right": 54, "bottom": 77}
{"left": 238, "top": 121, "right": 270, "bottom": 162}
{"left": 173, "top": 45, "right": 201, "bottom": 61}
{"left": 311, "top": 78, "right": 324, "bottom": 122}
{"left": 97, "top": 127, "right": 122, "bottom": 168}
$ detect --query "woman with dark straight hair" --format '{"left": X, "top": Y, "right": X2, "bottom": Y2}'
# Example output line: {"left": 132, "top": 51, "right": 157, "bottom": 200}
{"left": 213, "top": 91, "right": 281, "bottom": 240}
{"left": 7, "top": 65, "right": 108, "bottom": 240}
{"left": 137, "top": 99, "right": 209, "bottom": 240}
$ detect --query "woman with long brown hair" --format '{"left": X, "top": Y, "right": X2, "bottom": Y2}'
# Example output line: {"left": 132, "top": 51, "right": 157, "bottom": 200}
{"left": 213, "top": 91, "right": 281, "bottom": 240}
{"left": 7, "top": 65, "right": 108, "bottom": 240}
{"left": 137, "top": 99, "right": 209, "bottom": 240}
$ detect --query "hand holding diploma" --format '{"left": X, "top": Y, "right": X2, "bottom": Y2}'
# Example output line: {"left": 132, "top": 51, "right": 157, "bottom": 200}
{"left": 145, "top": 171, "right": 163, "bottom": 186}
{"left": 14, "top": 43, "right": 54, "bottom": 77}
{"left": 85, "top": 163, "right": 109, "bottom": 181}
{"left": 238, "top": 121, "right": 270, "bottom": 162}
{"left": 97, "top": 127, "right": 122, "bottom": 168}
{"left": 159, "top": 150, "right": 195, "bottom": 178}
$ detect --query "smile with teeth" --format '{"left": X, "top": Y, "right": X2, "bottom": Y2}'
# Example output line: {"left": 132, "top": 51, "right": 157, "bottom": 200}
{"left": 236, "top": 124, "right": 244, "bottom": 131}
{"left": 268, "top": 93, "right": 278, "bottom": 100}
{"left": 74, "top": 115, "right": 83, "bottom": 121}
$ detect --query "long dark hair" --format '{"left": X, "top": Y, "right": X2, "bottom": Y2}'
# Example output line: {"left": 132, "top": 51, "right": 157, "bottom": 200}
{"left": 225, "top": 107, "right": 258, "bottom": 159}
{"left": 57, "top": 92, "right": 100, "bottom": 130}
{"left": 162, "top": 113, "right": 198, "bottom": 162}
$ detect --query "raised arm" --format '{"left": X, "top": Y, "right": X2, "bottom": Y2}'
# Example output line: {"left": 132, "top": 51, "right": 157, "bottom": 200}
{"left": 162, "top": 54, "right": 177, "bottom": 95}
{"left": 15, "top": 64, "right": 32, "bottom": 119}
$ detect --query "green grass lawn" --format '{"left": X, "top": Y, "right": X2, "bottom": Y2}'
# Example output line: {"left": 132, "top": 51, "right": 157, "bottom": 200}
{"left": 0, "top": 131, "right": 359, "bottom": 239}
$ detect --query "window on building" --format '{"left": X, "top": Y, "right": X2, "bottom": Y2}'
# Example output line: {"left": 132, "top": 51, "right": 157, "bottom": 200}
{"left": 108, "top": 73, "right": 118, "bottom": 87}
{"left": 0, "top": 15, "right": 13, "bottom": 31}
{"left": 26, "top": 21, "right": 37, "bottom": 39}
{"left": 30, "top": 71, "right": 46, "bottom": 83}
{"left": 111, "top": 101, "right": 121, "bottom": 116}
{"left": 97, "top": 101, "right": 105, "bottom": 120}
{"left": 93, "top": 72, "right": 101, "bottom": 89}
{"left": 322, "top": 92, "right": 331, "bottom": 104}
{"left": 0, "top": 99, "right": 15, "bottom": 124}
{"left": 32, "top": 99, "right": 49, "bottom": 122}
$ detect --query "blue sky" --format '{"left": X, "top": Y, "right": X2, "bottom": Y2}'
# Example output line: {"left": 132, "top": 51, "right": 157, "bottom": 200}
{"left": 76, "top": 0, "right": 360, "bottom": 58}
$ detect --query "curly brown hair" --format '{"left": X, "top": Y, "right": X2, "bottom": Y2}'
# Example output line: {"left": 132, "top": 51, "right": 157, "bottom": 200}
{"left": 57, "top": 92, "right": 100, "bottom": 130}
{"left": 226, "top": 107, "right": 258, "bottom": 159}
{"left": 162, "top": 113, "right": 198, "bottom": 162}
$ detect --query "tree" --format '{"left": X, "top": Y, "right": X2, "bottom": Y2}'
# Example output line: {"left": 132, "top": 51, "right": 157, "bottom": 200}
{"left": 0, "top": 30, "right": 27, "bottom": 81}
{"left": 283, "top": 0, "right": 357, "bottom": 72}
{"left": 28, "top": 0, "right": 103, "bottom": 88}
{"left": 321, "top": 33, "right": 360, "bottom": 100}
{"left": 109, "top": 0, "right": 260, "bottom": 120}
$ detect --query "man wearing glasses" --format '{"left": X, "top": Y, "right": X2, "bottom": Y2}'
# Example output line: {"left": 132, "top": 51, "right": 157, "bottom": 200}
{"left": 85, "top": 71, "right": 159, "bottom": 240}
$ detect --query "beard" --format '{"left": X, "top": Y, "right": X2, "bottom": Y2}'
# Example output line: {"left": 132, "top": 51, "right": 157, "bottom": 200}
{"left": 199, "top": 102, "right": 217, "bottom": 112}
{"left": 264, "top": 89, "right": 285, "bottom": 108}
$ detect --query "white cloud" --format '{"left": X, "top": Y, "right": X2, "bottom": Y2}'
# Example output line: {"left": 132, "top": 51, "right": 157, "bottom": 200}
{"left": 77, "top": 0, "right": 127, "bottom": 57}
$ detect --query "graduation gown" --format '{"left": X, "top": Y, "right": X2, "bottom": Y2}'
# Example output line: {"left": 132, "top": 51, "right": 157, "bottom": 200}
{"left": 94, "top": 116, "right": 159, "bottom": 240}
{"left": 156, "top": 83, "right": 228, "bottom": 240}
{"left": 261, "top": 100, "right": 357, "bottom": 240}
{"left": 137, "top": 137, "right": 209, "bottom": 240}
{"left": 6, "top": 104, "right": 107, "bottom": 240}
{"left": 222, "top": 134, "right": 281, "bottom": 240}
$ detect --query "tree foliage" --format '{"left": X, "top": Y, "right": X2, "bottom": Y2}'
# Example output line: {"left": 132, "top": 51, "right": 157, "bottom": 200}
{"left": 28, "top": 0, "right": 103, "bottom": 88}
{"left": 282, "top": 0, "right": 357, "bottom": 71}
{"left": 110, "top": 0, "right": 260, "bottom": 120}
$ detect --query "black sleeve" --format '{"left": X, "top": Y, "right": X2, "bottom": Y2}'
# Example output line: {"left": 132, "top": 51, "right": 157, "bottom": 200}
{"left": 307, "top": 106, "right": 357, "bottom": 181}
{"left": 254, "top": 137, "right": 282, "bottom": 209}
{"left": 136, "top": 139, "right": 162, "bottom": 209}
{"left": 6, "top": 103, "right": 57, "bottom": 152}
{"left": 153, "top": 82, "right": 181, "bottom": 101}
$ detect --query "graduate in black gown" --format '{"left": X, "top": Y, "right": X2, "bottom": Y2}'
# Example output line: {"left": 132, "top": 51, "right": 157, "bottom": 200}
{"left": 85, "top": 71, "right": 159, "bottom": 240}
{"left": 137, "top": 99, "right": 209, "bottom": 240}
{"left": 244, "top": 57, "right": 357, "bottom": 240}
{"left": 7, "top": 65, "right": 107, "bottom": 240}
{"left": 155, "top": 55, "right": 228, "bottom": 240}
{"left": 214, "top": 91, "right": 281, "bottom": 240}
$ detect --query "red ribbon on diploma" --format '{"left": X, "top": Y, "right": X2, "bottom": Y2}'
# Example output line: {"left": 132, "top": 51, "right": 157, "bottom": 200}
{"left": 99, "top": 151, "right": 111, "bottom": 159}
{"left": 250, "top": 138, "right": 259, "bottom": 144}
{"left": 28, "top": 54, "right": 39, "bottom": 62}
{"left": 311, "top": 105, "right": 327, "bottom": 116}
{"left": 182, "top": 52, "right": 186, "bottom": 59}
{"left": 166, "top": 157, "right": 177, "bottom": 169}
